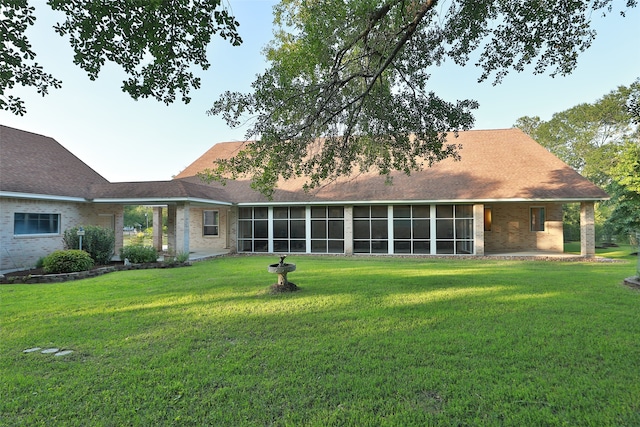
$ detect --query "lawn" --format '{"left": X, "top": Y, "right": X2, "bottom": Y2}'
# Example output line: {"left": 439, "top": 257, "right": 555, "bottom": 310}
{"left": 2, "top": 249, "right": 639, "bottom": 426}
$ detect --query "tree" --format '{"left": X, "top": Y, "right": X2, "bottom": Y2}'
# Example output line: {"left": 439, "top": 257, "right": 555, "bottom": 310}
{"left": 515, "top": 82, "right": 640, "bottom": 241}
{"left": 209, "top": 0, "right": 637, "bottom": 196}
{"left": 514, "top": 82, "right": 639, "bottom": 187}
{"left": 1, "top": 0, "right": 241, "bottom": 115}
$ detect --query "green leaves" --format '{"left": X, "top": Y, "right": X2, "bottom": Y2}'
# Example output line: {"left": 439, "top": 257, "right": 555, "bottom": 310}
{"left": 48, "top": 0, "right": 241, "bottom": 105}
{"left": 0, "top": 0, "right": 241, "bottom": 114}
{"left": 211, "top": 0, "right": 635, "bottom": 196}
{"left": 0, "top": 0, "right": 62, "bottom": 115}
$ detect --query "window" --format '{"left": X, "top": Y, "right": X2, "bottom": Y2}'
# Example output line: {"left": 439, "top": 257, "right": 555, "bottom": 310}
{"left": 203, "top": 210, "right": 219, "bottom": 236}
{"left": 393, "top": 205, "right": 430, "bottom": 254}
{"left": 14, "top": 213, "right": 60, "bottom": 235}
{"left": 353, "top": 205, "right": 388, "bottom": 253}
{"left": 273, "top": 206, "right": 306, "bottom": 252}
{"left": 238, "top": 207, "right": 269, "bottom": 252}
{"left": 435, "top": 205, "right": 474, "bottom": 254}
{"left": 530, "top": 207, "right": 545, "bottom": 231}
{"left": 311, "top": 206, "right": 344, "bottom": 253}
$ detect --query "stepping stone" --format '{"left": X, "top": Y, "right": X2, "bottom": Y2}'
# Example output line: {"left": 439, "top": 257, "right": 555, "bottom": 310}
{"left": 54, "top": 350, "right": 73, "bottom": 357}
{"left": 23, "top": 347, "right": 42, "bottom": 353}
{"left": 41, "top": 348, "right": 60, "bottom": 354}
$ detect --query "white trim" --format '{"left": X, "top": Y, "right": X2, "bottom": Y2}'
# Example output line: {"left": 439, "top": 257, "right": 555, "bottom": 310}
{"left": 0, "top": 191, "right": 87, "bottom": 203}
{"left": 238, "top": 197, "right": 607, "bottom": 207}
{"left": 91, "top": 197, "right": 233, "bottom": 206}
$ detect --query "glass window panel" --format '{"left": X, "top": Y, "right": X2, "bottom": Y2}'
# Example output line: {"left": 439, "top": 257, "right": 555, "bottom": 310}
{"left": 371, "top": 220, "right": 388, "bottom": 239}
{"left": 239, "top": 240, "right": 253, "bottom": 252}
{"left": 413, "top": 241, "right": 430, "bottom": 254}
{"left": 394, "top": 241, "right": 411, "bottom": 253}
{"left": 436, "top": 219, "right": 454, "bottom": 239}
{"left": 394, "top": 205, "right": 411, "bottom": 218}
{"left": 311, "top": 220, "right": 326, "bottom": 238}
{"left": 239, "top": 221, "right": 252, "bottom": 238}
{"left": 328, "top": 221, "right": 344, "bottom": 239}
{"left": 531, "top": 207, "right": 545, "bottom": 231}
{"left": 353, "top": 220, "right": 370, "bottom": 239}
{"left": 273, "top": 207, "right": 289, "bottom": 219}
{"left": 328, "top": 240, "right": 344, "bottom": 253}
{"left": 371, "top": 205, "right": 388, "bottom": 218}
{"left": 413, "top": 205, "right": 430, "bottom": 218}
{"left": 354, "top": 241, "right": 370, "bottom": 253}
{"left": 311, "top": 206, "right": 326, "bottom": 218}
{"left": 290, "top": 207, "right": 305, "bottom": 219}
{"left": 436, "top": 241, "right": 455, "bottom": 254}
{"left": 290, "top": 240, "right": 306, "bottom": 252}
{"left": 254, "top": 240, "right": 269, "bottom": 252}
{"left": 273, "top": 220, "right": 288, "bottom": 238}
{"left": 328, "top": 206, "right": 344, "bottom": 218}
{"left": 290, "top": 220, "right": 306, "bottom": 238}
{"left": 455, "top": 219, "right": 473, "bottom": 239}
{"left": 436, "top": 205, "right": 453, "bottom": 218}
{"left": 456, "top": 205, "right": 473, "bottom": 218}
{"left": 273, "top": 240, "right": 288, "bottom": 252}
{"left": 413, "top": 219, "right": 430, "bottom": 239}
{"left": 456, "top": 241, "right": 474, "bottom": 254}
{"left": 353, "top": 206, "right": 369, "bottom": 218}
{"left": 254, "top": 207, "right": 268, "bottom": 219}
{"left": 371, "top": 240, "right": 388, "bottom": 253}
{"left": 311, "top": 240, "right": 327, "bottom": 252}
{"left": 239, "top": 207, "right": 252, "bottom": 219}
{"left": 394, "top": 219, "right": 411, "bottom": 239}
{"left": 254, "top": 221, "right": 268, "bottom": 238}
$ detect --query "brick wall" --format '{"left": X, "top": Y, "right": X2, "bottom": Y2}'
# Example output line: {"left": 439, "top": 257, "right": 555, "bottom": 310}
{"left": 484, "top": 202, "right": 564, "bottom": 253}
{"left": 1, "top": 198, "right": 123, "bottom": 271}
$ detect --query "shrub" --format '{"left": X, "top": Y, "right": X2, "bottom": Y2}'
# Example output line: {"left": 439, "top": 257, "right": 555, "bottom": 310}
{"left": 63, "top": 226, "right": 115, "bottom": 265}
{"left": 120, "top": 245, "right": 158, "bottom": 263}
{"left": 43, "top": 250, "right": 94, "bottom": 274}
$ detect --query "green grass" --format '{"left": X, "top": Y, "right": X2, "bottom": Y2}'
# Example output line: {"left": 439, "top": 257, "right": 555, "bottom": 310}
{"left": 2, "top": 249, "right": 640, "bottom": 426}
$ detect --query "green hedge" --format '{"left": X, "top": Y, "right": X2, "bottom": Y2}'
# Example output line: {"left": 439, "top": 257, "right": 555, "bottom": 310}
{"left": 120, "top": 245, "right": 158, "bottom": 264}
{"left": 43, "top": 250, "right": 94, "bottom": 274}
{"left": 63, "top": 226, "right": 115, "bottom": 265}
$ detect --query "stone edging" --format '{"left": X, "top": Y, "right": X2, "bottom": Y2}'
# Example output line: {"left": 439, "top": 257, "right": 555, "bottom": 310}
{"left": 0, "top": 262, "right": 191, "bottom": 285}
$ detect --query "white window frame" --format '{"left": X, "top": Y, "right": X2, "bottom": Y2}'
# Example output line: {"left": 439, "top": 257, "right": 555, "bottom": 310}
{"left": 203, "top": 210, "right": 219, "bottom": 236}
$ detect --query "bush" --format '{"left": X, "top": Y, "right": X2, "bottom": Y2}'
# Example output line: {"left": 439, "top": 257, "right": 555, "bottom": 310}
{"left": 63, "top": 226, "right": 115, "bottom": 265}
{"left": 120, "top": 245, "right": 158, "bottom": 263}
{"left": 43, "top": 250, "right": 94, "bottom": 274}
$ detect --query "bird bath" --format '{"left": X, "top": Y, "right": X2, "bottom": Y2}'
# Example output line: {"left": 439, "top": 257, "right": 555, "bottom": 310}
{"left": 267, "top": 256, "right": 298, "bottom": 292}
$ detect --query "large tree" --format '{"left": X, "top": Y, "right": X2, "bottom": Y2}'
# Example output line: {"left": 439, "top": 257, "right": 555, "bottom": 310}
{"left": 209, "top": 0, "right": 637, "bottom": 196}
{"left": 515, "top": 82, "right": 640, "bottom": 240}
{"left": 1, "top": 0, "right": 241, "bottom": 115}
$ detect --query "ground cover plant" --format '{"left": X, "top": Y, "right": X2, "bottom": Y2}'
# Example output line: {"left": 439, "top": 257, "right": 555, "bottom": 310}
{"left": 2, "top": 249, "right": 639, "bottom": 426}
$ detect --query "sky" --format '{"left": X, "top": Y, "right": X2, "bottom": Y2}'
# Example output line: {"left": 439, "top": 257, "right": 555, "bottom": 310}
{"left": 1, "top": 1, "right": 639, "bottom": 183}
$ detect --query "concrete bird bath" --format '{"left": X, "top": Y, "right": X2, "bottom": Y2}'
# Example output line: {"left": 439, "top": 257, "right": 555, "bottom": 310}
{"left": 267, "top": 256, "right": 298, "bottom": 292}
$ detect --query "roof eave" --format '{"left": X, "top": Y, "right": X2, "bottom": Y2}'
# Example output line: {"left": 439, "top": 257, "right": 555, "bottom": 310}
{"left": 91, "top": 197, "right": 233, "bottom": 206}
{"left": 0, "top": 191, "right": 88, "bottom": 203}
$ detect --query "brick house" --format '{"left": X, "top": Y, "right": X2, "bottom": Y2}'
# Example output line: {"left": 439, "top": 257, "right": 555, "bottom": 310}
{"left": 0, "top": 125, "right": 608, "bottom": 272}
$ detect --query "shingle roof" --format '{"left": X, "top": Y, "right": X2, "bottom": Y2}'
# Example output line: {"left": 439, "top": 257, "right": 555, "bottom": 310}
{"left": 90, "top": 179, "right": 233, "bottom": 204}
{"left": 0, "top": 125, "right": 109, "bottom": 198}
{"left": 175, "top": 128, "right": 609, "bottom": 203}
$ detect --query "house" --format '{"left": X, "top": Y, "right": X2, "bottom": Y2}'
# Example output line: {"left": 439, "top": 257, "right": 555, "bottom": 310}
{"left": 0, "top": 125, "right": 608, "bottom": 272}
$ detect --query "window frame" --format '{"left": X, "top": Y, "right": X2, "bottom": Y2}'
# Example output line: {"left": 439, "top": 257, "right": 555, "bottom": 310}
{"left": 13, "top": 213, "right": 61, "bottom": 236}
{"left": 203, "top": 210, "right": 220, "bottom": 237}
{"left": 530, "top": 207, "right": 546, "bottom": 232}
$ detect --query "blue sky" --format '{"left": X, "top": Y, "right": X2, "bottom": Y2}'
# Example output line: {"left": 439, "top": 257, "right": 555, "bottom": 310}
{"left": 1, "top": 1, "right": 638, "bottom": 182}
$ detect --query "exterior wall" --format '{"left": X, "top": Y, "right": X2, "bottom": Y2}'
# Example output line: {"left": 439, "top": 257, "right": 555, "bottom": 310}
{"left": 0, "top": 197, "right": 123, "bottom": 271}
{"left": 580, "top": 201, "right": 596, "bottom": 258}
{"left": 484, "top": 202, "right": 564, "bottom": 253}
{"left": 473, "top": 204, "right": 485, "bottom": 255}
{"left": 188, "top": 206, "right": 234, "bottom": 252}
